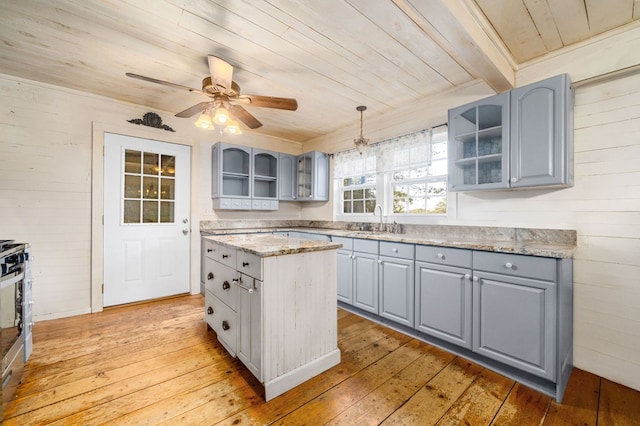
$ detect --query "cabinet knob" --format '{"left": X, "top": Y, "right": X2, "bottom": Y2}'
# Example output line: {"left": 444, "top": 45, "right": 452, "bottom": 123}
{"left": 464, "top": 274, "right": 471, "bottom": 280}
{"left": 510, "top": 177, "right": 518, "bottom": 183}
{"left": 222, "top": 281, "right": 230, "bottom": 290}
{"left": 206, "top": 248, "right": 213, "bottom": 253}
{"left": 437, "top": 253, "right": 445, "bottom": 259}
{"left": 222, "top": 254, "right": 229, "bottom": 259}
{"left": 207, "top": 306, "right": 213, "bottom": 315}
{"left": 392, "top": 248, "right": 398, "bottom": 253}
{"left": 242, "top": 262, "right": 249, "bottom": 267}
{"left": 222, "top": 320, "right": 230, "bottom": 331}
{"left": 377, "top": 259, "right": 382, "bottom": 264}
{"left": 473, "top": 276, "right": 479, "bottom": 282}
{"left": 505, "top": 262, "right": 513, "bottom": 269}
{"left": 207, "top": 272, "right": 214, "bottom": 280}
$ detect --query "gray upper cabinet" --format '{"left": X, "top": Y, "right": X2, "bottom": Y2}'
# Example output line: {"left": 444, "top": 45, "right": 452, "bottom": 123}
{"left": 448, "top": 74, "right": 573, "bottom": 191}
{"left": 510, "top": 74, "right": 573, "bottom": 188}
{"left": 278, "top": 153, "right": 297, "bottom": 200}
{"left": 211, "top": 143, "right": 252, "bottom": 210}
{"left": 297, "top": 151, "right": 329, "bottom": 201}
{"left": 449, "top": 92, "right": 510, "bottom": 191}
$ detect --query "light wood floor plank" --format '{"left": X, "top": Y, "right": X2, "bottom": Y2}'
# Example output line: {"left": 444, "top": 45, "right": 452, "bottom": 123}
{"left": 2, "top": 295, "right": 639, "bottom": 425}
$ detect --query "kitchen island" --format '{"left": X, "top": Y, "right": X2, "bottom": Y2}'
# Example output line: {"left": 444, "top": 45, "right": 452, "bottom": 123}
{"left": 201, "top": 233, "right": 341, "bottom": 401}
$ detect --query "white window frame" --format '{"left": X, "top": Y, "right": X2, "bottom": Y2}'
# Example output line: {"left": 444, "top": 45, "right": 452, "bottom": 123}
{"left": 334, "top": 126, "right": 453, "bottom": 224}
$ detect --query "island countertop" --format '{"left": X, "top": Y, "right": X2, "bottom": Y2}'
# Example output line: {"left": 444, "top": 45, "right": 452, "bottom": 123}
{"left": 202, "top": 233, "right": 342, "bottom": 257}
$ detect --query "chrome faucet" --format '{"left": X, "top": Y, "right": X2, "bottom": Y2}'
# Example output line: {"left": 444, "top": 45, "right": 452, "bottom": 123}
{"left": 374, "top": 204, "right": 383, "bottom": 225}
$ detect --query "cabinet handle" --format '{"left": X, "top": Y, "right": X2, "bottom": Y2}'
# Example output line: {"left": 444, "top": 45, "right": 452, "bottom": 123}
{"left": 222, "top": 281, "right": 230, "bottom": 290}
{"left": 242, "top": 262, "right": 249, "bottom": 267}
{"left": 222, "top": 254, "right": 229, "bottom": 259}
{"left": 505, "top": 262, "right": 514, "bottom": 269}
{"left": 207, "top": 248, "right": 213, "bottom": 253}
{"left": 207, "top": 272, "right": 214, "bottom": 280}
{"left": 207, "top": 306, "right": 213, "bottom": 315}
{"left": 437, "top": 253, "right": 445, "bottom": 259}
{"left": 222, "top": 321, "right": 230, "bottom": 331}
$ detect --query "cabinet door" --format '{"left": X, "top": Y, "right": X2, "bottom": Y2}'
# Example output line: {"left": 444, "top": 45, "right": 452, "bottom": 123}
{"left": 278, "top": 153, "right": 297, "bottom": 200}
{"left": 296, "top": 152, "right": 329, "bottom": 201}
{"left": 296, "top": 154, "right": 313, "bottom": 199}
{"left": 337, "top": 249, "right": 353, "bottom": 304}
{"left": 473, "top": 272, "right": 556, "bottom": 380}
{"left": 237, "top": 277, "right": 262, "bottom": 381}
{"left": 415, "top": 262, "right": 472, "bottom": 348}
{"left": 448, "top": 93, "right": 510, "bottom": 191}
{"left": 252, "top": 149, "right": 279, "bottom": 200}
{"left": 379, "top": 256, "right": 414, "bottom": 327}
{"left": 510, "top": 74, "right": 572, "bottom": 188}
{"left": 353, "top": 252, "right": 379, "bottom": 314}
{"left": 313, "top": 152, "right": 329, "bottom": 201}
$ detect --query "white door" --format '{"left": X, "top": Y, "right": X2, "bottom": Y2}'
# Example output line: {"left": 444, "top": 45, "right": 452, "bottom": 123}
{"left": 104, "top": 133, "right": 191, "bottom": 307}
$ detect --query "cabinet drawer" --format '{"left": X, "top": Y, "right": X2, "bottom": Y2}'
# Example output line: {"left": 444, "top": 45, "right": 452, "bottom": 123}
{"left": 218, "top": 245, "right": 237, "bottom": 269}
{"left": 353, "top": 238, "right": 378, "bottom": 254}
{"left": 379, "top": 241, "right": 414, "bottom": 260}
{"left": 205, "top": 290, "right": 237, "bottom": 356}
{"left": 204, "top": 259, "right": 238, "bottom": 310}
{"left": 332, "top": 236, "right": 352, "bottom": 250}
{"left": 237, "top": 250, "right": 262, "bottom": 281}
{"left": 416, "top": 245, "right": 472, "bottom": 268}
{"left": 473, "top": 251, "right": 555, "bottom": 281}
{"left": 203, "top": 239, "right": 219, "bottom": 261}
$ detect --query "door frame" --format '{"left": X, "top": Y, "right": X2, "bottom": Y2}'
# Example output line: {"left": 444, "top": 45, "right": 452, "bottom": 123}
{"left": 91, "top": 121, "right": 200, "bottom": 313}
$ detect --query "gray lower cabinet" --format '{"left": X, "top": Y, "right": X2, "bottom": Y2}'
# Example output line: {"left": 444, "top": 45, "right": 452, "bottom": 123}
{"left": 379, "top": 241, "right": 414, "bottom": 327}
{"left": 335, "top": 237, "right": 573, "bottom": 402}
{"left": 472, "top": 251, "right": 558, "bottom": 381}
{"left": 414, "top": 245, "right": 473, "bottom": 349}
{"left": 353, "top": 239, "right": 379, "bottom": 314}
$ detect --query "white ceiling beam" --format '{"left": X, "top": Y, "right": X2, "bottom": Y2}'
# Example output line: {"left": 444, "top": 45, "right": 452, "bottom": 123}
{"left": 393, "top": 0, "right": 516, "bottom": 92}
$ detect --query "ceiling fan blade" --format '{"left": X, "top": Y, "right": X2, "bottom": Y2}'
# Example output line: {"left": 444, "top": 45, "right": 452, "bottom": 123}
{"left": 238, "top": 95, "right": 298, "bottom": 111}
{"left": 229, "top": 105, "right": 262, "bottom": 129}
{"left": 126, "top": 72, "right": 203, "bottom": 95}
{"left": 208, "top": 55, "right": 234, "bottom": 91}
{"left": 175, "top": 101, "right": 213, "bottom": 118}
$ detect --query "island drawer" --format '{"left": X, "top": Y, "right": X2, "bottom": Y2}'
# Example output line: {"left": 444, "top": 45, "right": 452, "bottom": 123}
{"left": 205, "top": 260, "right": 238, "bottom": 310}
{"left": 237, "top": 250, "right": 262, "bottom": 281}
{"left": 208, "top": 292, "right": 238, "bottom": 356}
{"left": 379, "top": 241, "right": 414, "bottom": 259}
{"left": 218, "top": 245, "right": 237, "bottom": 269}
{"left": 415, "top": 245, "right": 472, "bottom": 268}
{"left": 473, "top": 251, "right": 556, "bottom": 281}
{"left": 353, "top": 238, "right": 378, "bottom": 254}
{"left": 203, "top": 239, "right": 219, "bottom": 261}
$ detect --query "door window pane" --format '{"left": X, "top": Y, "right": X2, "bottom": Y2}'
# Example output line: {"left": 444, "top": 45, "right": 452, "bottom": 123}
{"left": 160, "top": 178, "right": 175, "bottom": 200}
{"left": 143, "top": 201, "right": 158, "bottom": 223}
{"left": 143, "top": 177, "right": 159, "bottom": 199}
{"left": 143, "top": 152, "right": 159, "bottom": 175}
{"left": 124, "top": 200, "right": 140, "bottom": 223}
{"left": 161, "top": 155, "right": 175, "bottom": 177}
{"left": 125, "top": 150, "right": 141, "bottom": 173}
{"left": 160, "top": 201, "right": 174, "bottom": 223}
{"left": 124, "top": 175, "right": 141, "bottom": 198}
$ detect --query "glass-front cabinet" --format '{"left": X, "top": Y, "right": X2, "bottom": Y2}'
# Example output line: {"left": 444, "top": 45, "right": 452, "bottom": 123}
{"left": 252, "top": 149, "right": 279, "bottom": 210}
{"left": 448, "top": 92, "right": 509, "bottom": 191}
{"left": 296, "top": 151, "right": 329, "bottom": 201}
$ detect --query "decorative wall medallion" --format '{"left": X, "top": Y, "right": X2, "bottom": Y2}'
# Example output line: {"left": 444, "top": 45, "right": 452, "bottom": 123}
{"left": 127, "top": 112, "right": 175, "bottom": 132}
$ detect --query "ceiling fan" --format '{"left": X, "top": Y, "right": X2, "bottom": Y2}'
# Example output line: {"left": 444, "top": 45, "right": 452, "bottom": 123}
{"left": 126, "top": 55, "right": 298, "bottom": 130}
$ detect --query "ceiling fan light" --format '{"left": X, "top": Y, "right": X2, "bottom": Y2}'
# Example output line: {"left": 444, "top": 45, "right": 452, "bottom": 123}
{"left": 224, "top": 119, "right": 242, "bottom": 135}
{"left": 212, "top": 106, "right": 230, "bottom": 125}
{"left": 195, "top": 112, "right": 214, "bottom": 129}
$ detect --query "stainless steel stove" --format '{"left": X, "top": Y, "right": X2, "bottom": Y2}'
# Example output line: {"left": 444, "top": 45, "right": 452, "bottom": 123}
{"left": 1, "top": 240, "right": 32, "bottom": 419}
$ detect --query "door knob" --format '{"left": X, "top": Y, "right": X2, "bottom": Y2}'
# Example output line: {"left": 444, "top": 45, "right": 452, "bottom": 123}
{"left": 182, "top": 228, "right": 189, "bottom": 235}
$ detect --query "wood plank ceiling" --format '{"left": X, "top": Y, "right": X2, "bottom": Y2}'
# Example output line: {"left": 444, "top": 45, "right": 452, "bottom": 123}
{"left": 0, "top": 0, "right": 638, "bottom": 142}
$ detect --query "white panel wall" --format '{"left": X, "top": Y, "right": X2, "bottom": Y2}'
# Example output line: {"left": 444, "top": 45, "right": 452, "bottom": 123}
{"left": 0, "top": 74, "right": 302, "bottom": 320}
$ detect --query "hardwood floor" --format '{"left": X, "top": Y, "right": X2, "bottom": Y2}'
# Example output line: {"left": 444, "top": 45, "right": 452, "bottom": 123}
{"left": 4, "top": 295, "right": 640, "bottom": 425}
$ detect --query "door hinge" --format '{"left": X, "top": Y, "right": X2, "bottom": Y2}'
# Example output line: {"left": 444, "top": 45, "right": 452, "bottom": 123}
{"left": 102, "top": 283, "right": 104, "bottom": 294}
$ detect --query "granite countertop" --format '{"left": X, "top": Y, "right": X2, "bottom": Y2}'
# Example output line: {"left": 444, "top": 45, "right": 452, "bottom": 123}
{"left": 203, "top": 233, "right": 342, "bottom": 257}
{"left": 200, "top": 220, "right": 577, "bottom": 259}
